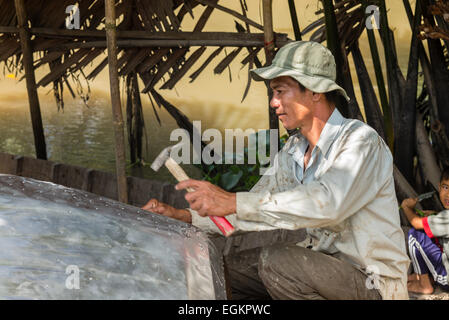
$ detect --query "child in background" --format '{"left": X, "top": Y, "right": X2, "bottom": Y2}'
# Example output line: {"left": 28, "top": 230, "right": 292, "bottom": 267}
{"left": 402, "top": 167, "right": 449, "bottom": 294}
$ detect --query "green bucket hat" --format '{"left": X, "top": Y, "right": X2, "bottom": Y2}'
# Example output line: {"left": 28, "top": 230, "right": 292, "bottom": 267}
{"left": 250, "top": 41, "right": 350, "bottom": 101}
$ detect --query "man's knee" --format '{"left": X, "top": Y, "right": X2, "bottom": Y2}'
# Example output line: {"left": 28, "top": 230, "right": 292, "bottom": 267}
{"left": 257, "top": 244, "right": 332, "bottom": 300}
{"left": 258, "top": 244, "right": 286, "bottom": 277}
{"left": 257, "top": 244, "right": 307, "bottom": 283}
{"left": 256, "top": 244, "right": 301, "bottom": 299}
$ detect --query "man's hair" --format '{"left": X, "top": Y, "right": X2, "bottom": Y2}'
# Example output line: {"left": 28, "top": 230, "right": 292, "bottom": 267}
{"left": 295, "top": 80, "right": 307, "bottom": 92}
{"left": 441, "top": 167, "right": 449, "bottom": 183}
{"left": 324, "top": 90, "right": 340, "bottom": 106}
{"left": 293, "top": 79, "right": 339, "bottom": 106}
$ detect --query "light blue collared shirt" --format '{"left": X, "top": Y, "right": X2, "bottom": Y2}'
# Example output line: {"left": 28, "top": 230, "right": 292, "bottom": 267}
{"left": 289, "top": 108, "right": 345, "bottom": 184}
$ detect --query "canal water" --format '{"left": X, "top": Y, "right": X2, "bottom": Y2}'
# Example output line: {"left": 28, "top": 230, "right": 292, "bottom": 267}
{"left": 0, "top": 69, "right": 273, "bottom": 183}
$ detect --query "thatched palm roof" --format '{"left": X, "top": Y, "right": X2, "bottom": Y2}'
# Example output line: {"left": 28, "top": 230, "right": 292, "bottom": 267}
{"left": 0, "top": 0, "right": 289, "bottom": 109}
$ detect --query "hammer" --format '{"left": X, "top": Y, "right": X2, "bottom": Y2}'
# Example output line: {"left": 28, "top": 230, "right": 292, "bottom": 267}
{"left": 151, "top": 143, "right": 235, "bottom": 237}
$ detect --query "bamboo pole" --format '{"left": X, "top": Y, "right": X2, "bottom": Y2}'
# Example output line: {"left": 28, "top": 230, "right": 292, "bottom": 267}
{"left": 0, "top": 27, "right": 290, "bottom": 49}
{"left": 262, "top": 0, "right": 279, "bottom": 147}
{"left": 0, "top": 27, "right": 285, "bottom": 42}
{"left": 262, "top": 0, "right": 275, "bottom": 63}
{"left": 47, "top": 38, "right": 288, "bottom": 50}
{"left": 288, "top": 0, "right": 302, "bottom": 41}
{"left": 105, "top": 0, "right": 128, "bottom": 204}
{"left": 14, "top": 0, "right": 47, "bottom": 160}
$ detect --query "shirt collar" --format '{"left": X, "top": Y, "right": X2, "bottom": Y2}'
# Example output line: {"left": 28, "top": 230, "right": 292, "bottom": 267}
{"left": 315, "top": 108, "right": 345, "bottom": 157}
{"left": 288, "top": 108, "right": 345, "bottom": 157}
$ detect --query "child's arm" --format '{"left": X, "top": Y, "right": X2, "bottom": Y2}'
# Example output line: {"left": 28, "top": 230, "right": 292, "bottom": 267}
{"left": 401, "top": 198, "right": 424, "bottom": 229}
{"left": 425, "top": 210, "right": 449, "bottom": 238}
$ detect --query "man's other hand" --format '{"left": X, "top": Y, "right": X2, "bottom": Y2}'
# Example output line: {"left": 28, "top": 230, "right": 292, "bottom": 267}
{"left": 142, "top": 199, "right": 192, "bottom": 223}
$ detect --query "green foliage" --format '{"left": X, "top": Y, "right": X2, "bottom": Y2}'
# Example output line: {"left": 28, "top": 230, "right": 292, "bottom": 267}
{"left": 195, "top": 131, "right": 290, "bottom": 192}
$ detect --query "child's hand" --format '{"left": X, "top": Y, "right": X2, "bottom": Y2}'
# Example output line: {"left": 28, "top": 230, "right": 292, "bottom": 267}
{"left": 401, "top": 198, "right": 418, "bottom": 210}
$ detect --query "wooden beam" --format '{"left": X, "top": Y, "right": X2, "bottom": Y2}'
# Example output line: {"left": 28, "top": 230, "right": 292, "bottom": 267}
{"left": 13, "top": 0, "right": 47, "bottom": 160}
{"left": 0, "top": 26, "right": 288, "bottom": 42}
{"left": 105, "top": 0, "right": 128, "bottom": 204}
{"left": 47, "top": 38, "right": 289, "bottom": 50}
{"left": 0, "top": 26, "right": 290, "bottom": 48}
{"left": 262, "top": 0, "right": 279, "bottom": 144}
{"left": 0, "top": 26, "right": 18, "bottom": 33}
{"left": 1, "top": 27, "right": 288, "bottom": 38}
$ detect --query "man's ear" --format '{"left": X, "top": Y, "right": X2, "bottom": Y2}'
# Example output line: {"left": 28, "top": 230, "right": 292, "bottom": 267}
{"left": 311, "top": 92, "right": 322, "bottom": 102}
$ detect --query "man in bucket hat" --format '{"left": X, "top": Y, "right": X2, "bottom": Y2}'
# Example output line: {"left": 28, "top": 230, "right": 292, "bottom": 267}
{"left": 143, "top": 41, "right": 410, "bottom": 300}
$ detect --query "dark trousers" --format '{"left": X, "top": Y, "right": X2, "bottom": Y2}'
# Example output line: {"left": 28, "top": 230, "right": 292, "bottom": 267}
{"left": 224, "top": 244, "right": 382, "bottom": 300}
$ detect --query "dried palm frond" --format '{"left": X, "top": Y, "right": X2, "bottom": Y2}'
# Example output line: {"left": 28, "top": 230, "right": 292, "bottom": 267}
{"left": 2, "top": 0, "right": 288, "bottom": 102}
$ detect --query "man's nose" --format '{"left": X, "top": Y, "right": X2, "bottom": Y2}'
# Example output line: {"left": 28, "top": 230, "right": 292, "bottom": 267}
{"left": 270, "top": 96, "right": 280, "bottom": 109}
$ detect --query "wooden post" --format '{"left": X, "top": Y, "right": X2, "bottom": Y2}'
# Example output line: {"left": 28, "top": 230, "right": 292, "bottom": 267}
{"left": 105, "top": 0, "right": 128, "bottom": 203}
{"left": 288, "top": 0, "right": 302, "bottom": 41}
{"left": 14, "top": 0, "right": 47, "bottom": 160}
{"left": 262, "top": 0, "right": 279, "bottom": 146}
{"left": 262, "top": 0, "right": 275, "bottom": 63}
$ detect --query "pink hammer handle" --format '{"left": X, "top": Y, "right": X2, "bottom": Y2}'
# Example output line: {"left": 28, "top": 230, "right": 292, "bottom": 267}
{"left": 163, "top": 158, "right": 235, "bottom": 237}
{"left": 209, "top": 216, "right": 235, "bottom": 237}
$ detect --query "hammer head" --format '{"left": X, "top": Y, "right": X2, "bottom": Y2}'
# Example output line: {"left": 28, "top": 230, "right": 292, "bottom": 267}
{"left": 150, "top": 142, "right": 182, "bottom": 172}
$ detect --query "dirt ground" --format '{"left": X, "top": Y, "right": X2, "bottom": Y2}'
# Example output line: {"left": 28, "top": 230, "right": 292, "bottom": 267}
{"left": 408, "top": 286, "right": 449, "bottom": 300}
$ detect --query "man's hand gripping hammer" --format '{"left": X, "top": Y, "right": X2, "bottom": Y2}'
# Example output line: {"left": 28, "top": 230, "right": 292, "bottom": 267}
{"left": 151, "top": 143, "right": 235, "bottom": 237}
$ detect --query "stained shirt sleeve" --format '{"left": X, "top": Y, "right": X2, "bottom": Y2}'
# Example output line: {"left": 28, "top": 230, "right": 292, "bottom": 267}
{"left": 190, "top": 158, "right": 282, "bottom": 234}
{"left": 235, "top": 128, "right": 391, "bottom": 230}
{"left": 189, "top": 208, "right": 238, "bottom": 235}
{"left": 426, "top": 210, "right": 449, "bottom": 238}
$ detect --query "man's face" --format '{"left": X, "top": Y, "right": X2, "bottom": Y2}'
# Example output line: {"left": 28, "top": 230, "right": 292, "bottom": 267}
{"left": 439, "top": 178, "right": 449, "bottom": 210}
{"left": 269, "top": 76, "right": 314, "bottom": 130}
